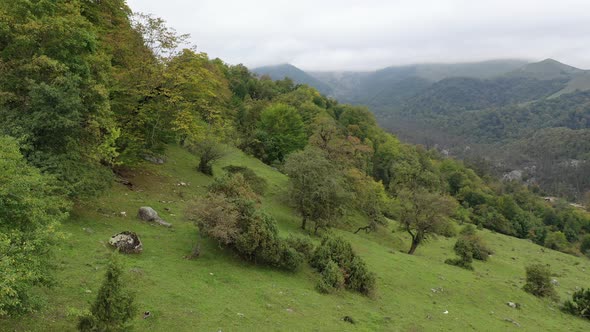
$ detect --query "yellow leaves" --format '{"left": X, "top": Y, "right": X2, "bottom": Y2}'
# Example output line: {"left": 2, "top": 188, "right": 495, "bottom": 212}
{"left": 171, "top": 108, "right": 206, "bottom": 143}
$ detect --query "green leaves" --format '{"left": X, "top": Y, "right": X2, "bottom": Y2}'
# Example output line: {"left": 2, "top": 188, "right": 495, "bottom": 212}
{"left": 0, "top": 136, "right": 69, "bottom": 316}
{"left": 257, "top": 103, "right": 307, "bottom": 163}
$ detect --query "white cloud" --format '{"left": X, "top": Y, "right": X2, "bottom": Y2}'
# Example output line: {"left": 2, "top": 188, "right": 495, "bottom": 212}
{"left": 126, "top": 0, "right": 590, "bottom": 71}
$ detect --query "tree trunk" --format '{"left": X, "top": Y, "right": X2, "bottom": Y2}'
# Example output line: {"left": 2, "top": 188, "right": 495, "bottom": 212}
{"left": 408, "top": 237, "right": 420, "bottom": 255}
{"left": 301, "top": 216, "right": 307, "bottom": 230}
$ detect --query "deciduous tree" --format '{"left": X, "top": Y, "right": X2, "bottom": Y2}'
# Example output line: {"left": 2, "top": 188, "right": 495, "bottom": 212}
{"left": 397, "top": 189, "right": 457, "bottom": 254}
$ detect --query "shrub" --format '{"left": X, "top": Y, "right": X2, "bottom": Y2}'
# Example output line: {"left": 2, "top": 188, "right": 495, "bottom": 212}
{"left": 466, "top": 235, "right": 493, "bottom": 261}
{"left": 317, "top": 260, "right": 345, "bottom": 293}
{"left": 278, "top": 245, "right": 305, "bottom": 271}
{"left": 444, "top": 258, "right": 474, "bottom": 270}
{"left": 445, "top": 238, "right": 474, "bottom": 270}
{"left": 580, "top": 235, "right": 590, "bottom": 256}
{"left": 310, "top": 236, "right": 375, "bottom": 295}
{"left": 78, "top": 256, "right": 135, "bottom": 331}
{"left": 460, "top": 224, "right": 477, "bottom": 236}
{"left": 544, "top": 231, "right": 569, "bottom": 251}
{"left": 310, "top": 236, "right": 355, "bottom": 271}
{"left": 189, "top": 173, "right": 303, "bottom": 271}
{"left": 346, "top": 256, "right": 376, "bottom": 294}
{"left": 223, "top": 165, "right": 268, "bottom": 195}
{"left": 207, "top": 173, "right": 259, "bottom": 203}
{"left": 523, "top": 264, "right": 558, "bottom": 299}
{"left": 453, "top": 238, "right": 474, "bottom": 263}
{"left": 446, "top": 233, "right": 492, "bottom": 270}
{"left": 285, "top": 235, "right": 315, "bottom": 260}
{"left": 562, "top": 288, "right": 590, "bottom": 320}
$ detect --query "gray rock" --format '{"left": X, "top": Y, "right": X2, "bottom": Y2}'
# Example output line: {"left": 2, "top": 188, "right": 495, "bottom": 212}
{"left": 109, "top": 231, "right": 143, "bottom": 254}
{"left": 143, "top": 155, "right": 165, "bottom": 164}
{"left": 138, "top": 207, "right": 172, "bottom": 227}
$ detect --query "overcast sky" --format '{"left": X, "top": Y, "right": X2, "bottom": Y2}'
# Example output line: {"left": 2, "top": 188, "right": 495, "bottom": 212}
{"left": 126, "top": 0, "right": 590, "bottom": 71}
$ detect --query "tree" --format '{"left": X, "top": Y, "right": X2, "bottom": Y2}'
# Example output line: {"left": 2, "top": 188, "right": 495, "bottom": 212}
{"left": 397, "top": 189, "right": 458, "bottom": 254}
{"left": 284, "top": 147, "right": 348, "bottom": 232}
{"left": 78, "top": 255, "right": 136, "bottom": 331}
{"left": 256, "top": 104, "right": 307, "bottom": 163}
{"left": 345, "top": 169, "right": 389, "bottom": 234}
{"left": 0, "top": 0, "right": 119, "bottom": 197}
{"left": 523, "top": 264, "right": 557, "bottom": 299}
{"left": 0, "top": 136, "right": 69, "bottom": 315}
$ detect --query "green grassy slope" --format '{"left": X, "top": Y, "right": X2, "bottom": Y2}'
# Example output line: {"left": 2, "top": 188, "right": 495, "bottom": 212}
{"left": 2, "top": 146, "right": 589, "bottom": 331}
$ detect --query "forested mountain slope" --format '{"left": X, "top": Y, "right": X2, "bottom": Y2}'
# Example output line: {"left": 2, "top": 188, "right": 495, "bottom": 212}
{"left": 257, "top": 59, "right": 590, "bottom": 199}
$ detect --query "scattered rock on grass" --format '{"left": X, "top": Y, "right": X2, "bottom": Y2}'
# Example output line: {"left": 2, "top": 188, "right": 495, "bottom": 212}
{"left": 138, "top": 206, "right": 172, "bottom": 227}
{"left": 144, "top": 155, "right": 165, "bottom": 164}
{"left": 506, "top": 302, "right": 521, "bottom": 309}
{"left": 108, "top": 231, "right": 143, "bottom": 254}
{"left": 504, "top": 318, "right": 520, "bottom": 327}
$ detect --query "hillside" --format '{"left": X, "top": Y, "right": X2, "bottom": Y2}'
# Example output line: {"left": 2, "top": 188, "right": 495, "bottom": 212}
{"left": 252, "top": 64, "right": 333, "bottom": 95}
{"left": 274, "top": 60, "right": 590, "bottom": 198}
{"left": 1, "top": 145, "right": 589, "bottom": 331}
{"left": 2, "top": 2, "right": 590, "bottom": 331}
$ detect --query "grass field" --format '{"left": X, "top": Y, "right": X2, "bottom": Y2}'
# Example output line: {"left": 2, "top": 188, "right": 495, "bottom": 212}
{"left": 1, "top": 145, "right": 589, "bottom": 331}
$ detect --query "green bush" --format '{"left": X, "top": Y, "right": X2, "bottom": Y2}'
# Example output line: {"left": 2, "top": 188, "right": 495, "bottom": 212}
{"left": 580, "top": 235, "right": 590, "bottom": 256}
{"left": 444, "top": 258, "right": 474, "bottom": 270}
{"left": 278, "top": 245, "right": 305, "bottom": 271}
{"left": 544, "top": 231, "right": 569, "bottom": 251}
{"left": 346, "top": 256, "right": 376, "bottom": 294}
{"left": 310, "top": 236, "right": 375, "bottom": 295}
{"left": 460, "top": 224, "right": 477, "bottom": 236}
{"left": 190, "top": 174, "right": 303, "bottom": 271}
{"left": 446, "top": 233, "right": 492, "bottom": 270}
{"left": 523, "top": 264, "right": 558, "bottom": 299}
{"left": 467, "top": 235, "right": 493, "bottom": 261}
{"left": 285, "top": 235, "right": 315, "bottom": 259}
{"left": 223, "top": 165, "right": 268, "bottom": 195}
{"left": 317, "top": 260, "right": 345, "bottom": 294}
{"left": 562, "top": 288, "right": 590, "bottom": 320}
{"left": 453, "top": 238, "right": 474, "bottom": 263}
{"left": 310, "top": 236, "right": 355, "bottom": 271}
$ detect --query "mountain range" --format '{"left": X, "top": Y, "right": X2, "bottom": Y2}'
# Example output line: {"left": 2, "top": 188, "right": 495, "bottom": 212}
{"left": 253, "top": 59, "right": 590, "bottom": 199}
{"left": 254, "top": 59, "right": 590, "bottom": 107}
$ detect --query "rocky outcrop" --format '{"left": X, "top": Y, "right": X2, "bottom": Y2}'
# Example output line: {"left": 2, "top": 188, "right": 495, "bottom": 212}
{"left": 109, "top": 231, "right": 143, "bottom": 253}
{"left": 138, "top": 206, "right": 172, "bottom": 227}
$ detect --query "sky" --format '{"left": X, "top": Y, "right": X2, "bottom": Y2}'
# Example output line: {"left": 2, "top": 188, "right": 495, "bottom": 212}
{"left": 126, "top": 0, "right": 590, "bottom": 71}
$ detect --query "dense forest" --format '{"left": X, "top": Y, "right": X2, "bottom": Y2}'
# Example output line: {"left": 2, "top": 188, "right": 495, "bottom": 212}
{"left": 2, "top": 0, "right": 590, "bottom": 328}
{"left": 259, "top": 60, "right": 590, "bottom": 201}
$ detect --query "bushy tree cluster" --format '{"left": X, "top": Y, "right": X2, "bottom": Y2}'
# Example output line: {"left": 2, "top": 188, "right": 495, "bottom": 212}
{"left": 310, "top": 236, "right": 375, "bottom": 295}
{"left": 445, "top": 228, "right": 493, "bottom": 270}
{"left": 0, "top": 137, "right": 69, "bottom": 315}
{"left": 523, "top": 264, "right": 558, "bottom": 299}
{"left": 562, "top": 288, "right": 590, "bottom": 320}
{"left": 188, "top": 174, "right": 303, "bottom": 271}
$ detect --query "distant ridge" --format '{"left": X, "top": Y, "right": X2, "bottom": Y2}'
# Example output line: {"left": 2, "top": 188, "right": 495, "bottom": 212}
{"left": 252, "top": 63, "right": 333, "bottom": 95}
{"left": 506, "top": 58, "right": 585, "bottom": 80}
